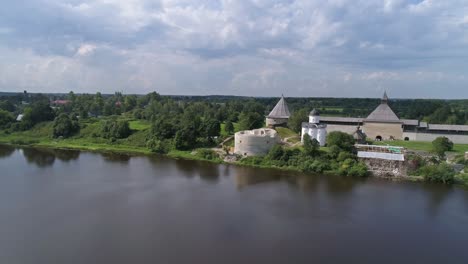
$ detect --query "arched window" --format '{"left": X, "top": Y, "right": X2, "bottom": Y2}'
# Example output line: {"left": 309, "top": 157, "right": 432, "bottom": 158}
{"left": 375, "top": 135, "right": 382, "bottom": 141}
{"left": 404, "top": 137, "right": 409, "bottom": 141}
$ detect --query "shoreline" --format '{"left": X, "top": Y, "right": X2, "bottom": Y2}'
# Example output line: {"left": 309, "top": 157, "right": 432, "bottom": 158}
{"left": 2, "top": 140, "right": 461, "bottom": 188}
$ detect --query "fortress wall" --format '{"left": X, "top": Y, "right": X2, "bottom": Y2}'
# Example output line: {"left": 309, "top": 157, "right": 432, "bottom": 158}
{"left": 359, "top": 158, "right": 408, "bottom": 178}
{"left": 325, "top": 124, "right": 357, "bottom": 134}
{"left": 266, "top": 118, "right": 288, "bottom": 127}
{"left": 403, "top": 132, "right": 468, "bottom": 144}
{"left": 234, "top": 132, "right": 280, "bottom": 156}
{"left": 363, "top": 122, "right": 403, "bottom": 140}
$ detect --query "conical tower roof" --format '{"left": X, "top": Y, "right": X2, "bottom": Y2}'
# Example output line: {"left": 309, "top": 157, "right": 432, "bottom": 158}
{"left": 267, "top": 96, "right": 290, "bottom": 118}
{"left": 366, "top": 92, "right": 399, "bottom": 121}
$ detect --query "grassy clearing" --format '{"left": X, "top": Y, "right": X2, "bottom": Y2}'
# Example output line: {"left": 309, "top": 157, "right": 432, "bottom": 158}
{"left": 220, "top": 122, "right": 240, "bottom": 136}
{"left": 275, "top": 127, "right": 298, "bottom": 139}
{"left": 374, "top": 140, "right": 468, "bottom": 154}
{"left": 129, "top": 120, "right": 151, "bottom": 131}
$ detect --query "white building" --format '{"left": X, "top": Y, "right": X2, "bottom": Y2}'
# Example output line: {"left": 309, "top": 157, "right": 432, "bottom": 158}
{"left": 234, "top": 128, "right": 280, "bottom": 156}
{"left": 266, "top": 95, "right": 290, "bottom": 127}
{"left": 16, "top": 114, "right": 24, "bottom": 122}
{"left": 301, "top": 109, "right": 327, "bottom": 146}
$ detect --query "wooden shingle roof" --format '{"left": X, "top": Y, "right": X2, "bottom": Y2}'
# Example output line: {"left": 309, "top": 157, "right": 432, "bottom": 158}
{"left": 267, "top": 96, "right": 290, "bottom": 118}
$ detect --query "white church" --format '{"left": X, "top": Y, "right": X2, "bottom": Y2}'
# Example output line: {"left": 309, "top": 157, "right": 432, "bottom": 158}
{"left": 301, "top": 109, "right": 327, "bottom": 146}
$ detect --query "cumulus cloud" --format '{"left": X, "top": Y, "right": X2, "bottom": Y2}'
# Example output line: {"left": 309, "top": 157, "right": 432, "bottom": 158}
{"left": 0, "top": 0, "right": 467, "bottom": 98}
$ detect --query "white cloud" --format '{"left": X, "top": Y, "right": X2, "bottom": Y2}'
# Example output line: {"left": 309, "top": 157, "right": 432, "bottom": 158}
{"left": 0, "top": 0, "right": 468, "bottom": 98}
{"left": 76, "top": 44, "right": 97, "bottom": 56}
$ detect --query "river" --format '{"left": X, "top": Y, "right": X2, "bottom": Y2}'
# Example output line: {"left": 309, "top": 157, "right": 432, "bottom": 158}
{"left": 0, "top": 145, "right": 467, "bottom": 263}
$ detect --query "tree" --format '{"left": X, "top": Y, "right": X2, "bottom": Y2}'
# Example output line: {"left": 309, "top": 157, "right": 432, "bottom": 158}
{"left": 123, "top": 95, "right": 137, "bottom": 112}
{"left": 101, "top": 120, "right": 131, "bottom": 139}
{"left": 224, "top": 121, "right": 234, "bottom": 135}
{"left": 326, "top": 131, "right": 355, "bottom": 151}
{"left": 52, "top": 113, "right": 80, "bottom": 138}
{"left": 151, "top": 117, "right": 176, "bottom": 140}
{"left": 147, "top": 138, "right": 171, "bottom": 154}
{"left": 420, "top": 163, "right": 455, "bottom": 184}
{"left": 238, "top": 112, "right": 263, "bottom": 131}
{"left": 21, "top": 101, "right": 55, "bottom": 129}
{"left": 0, "top": 109, "right": 14, "bottom": 128}
{"left": 288, "top": 108, "right": 308, "bottom": 133}
{"left": 432, "top": 137, "right": 453, "bottom": 159}
{"left": 203, "top": 118, "right": 221, "bottom": 138}
{"left": 174, "top": 127, "right": 197, "bottom": 150}
{"left": 303, "top": 134, "right": 320, "bottom": 156}
{"left": 0, "top": 100, "right": 15, "bottom": 112}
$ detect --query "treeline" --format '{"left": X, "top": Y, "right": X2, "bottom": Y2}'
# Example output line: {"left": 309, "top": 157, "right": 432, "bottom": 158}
{"left": 0, "top": 91, "right": 269, "bottom": 152}
{"left": 2, "top": 91, "right": 468, "bottom": 151}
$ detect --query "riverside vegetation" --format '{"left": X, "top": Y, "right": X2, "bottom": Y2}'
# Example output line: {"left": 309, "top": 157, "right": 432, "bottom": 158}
{"left": 0, "top": 91, "right": 467, "bottom": 186}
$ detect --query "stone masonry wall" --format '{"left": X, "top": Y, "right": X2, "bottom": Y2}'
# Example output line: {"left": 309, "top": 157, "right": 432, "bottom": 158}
{"left": 360, "top": 158, "right": 408, "bottom": 178}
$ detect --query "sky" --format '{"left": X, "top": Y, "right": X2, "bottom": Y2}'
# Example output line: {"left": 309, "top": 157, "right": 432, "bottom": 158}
{"left": 1, "top": 0, "right": 468, "bottom": 98}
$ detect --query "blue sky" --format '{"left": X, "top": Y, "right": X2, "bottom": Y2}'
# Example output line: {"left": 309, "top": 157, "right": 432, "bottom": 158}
{"left": 1, "top": 0, "right": 467, "bottom": 98}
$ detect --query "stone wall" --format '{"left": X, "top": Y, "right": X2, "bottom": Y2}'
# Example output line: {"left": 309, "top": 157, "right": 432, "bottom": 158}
{"left": 363, "top": 122, "right": 403, "bottom": 140}
{"left": 266, "top": 117, "right": 288, "bottom": 127}
{"left": 360, "top": 158, "right": 408, "bottom": 178}
{"left": 403, "top": 132, "right": 468, "bottom": 144}
{"left": 325, "top": 124, "right": 357, "bottom": 134}
{"left": 234, "top": 129, "right": 280, "bottom": 156}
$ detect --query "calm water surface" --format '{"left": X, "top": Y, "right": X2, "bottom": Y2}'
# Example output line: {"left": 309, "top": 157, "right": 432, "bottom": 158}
{"left": 0, "top": 145, "right": 467, "bottom": 263}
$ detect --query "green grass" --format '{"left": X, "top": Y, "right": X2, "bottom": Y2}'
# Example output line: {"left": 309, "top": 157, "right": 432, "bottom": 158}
{"left": 220, "top": 122, "right": 240, "bottom": 136}
{"left": 374, "top": 140, "right": 468, "bottom": 154}
{"left": 129, "top": 120, "right": 151, "bottom": 131}
{"left": 321, "top": 107, "right": 344, "bottom": 111}
{"left": 275, "top": 127, "right": 298, "bottom": 139}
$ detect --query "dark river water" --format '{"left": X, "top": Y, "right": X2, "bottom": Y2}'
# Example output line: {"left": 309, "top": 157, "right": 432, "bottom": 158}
{"left": 0, "top": 145, "right": 468, "bottom": 264}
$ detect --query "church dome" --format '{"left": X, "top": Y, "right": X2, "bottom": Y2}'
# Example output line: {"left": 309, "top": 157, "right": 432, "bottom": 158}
{"left": 310, "top": 109, "right": 320, "bottom": 116}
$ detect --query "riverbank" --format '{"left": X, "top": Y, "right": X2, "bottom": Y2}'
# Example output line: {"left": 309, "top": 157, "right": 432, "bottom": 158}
{"left": 1, "top": 131, "right": 467, "bottom": 188}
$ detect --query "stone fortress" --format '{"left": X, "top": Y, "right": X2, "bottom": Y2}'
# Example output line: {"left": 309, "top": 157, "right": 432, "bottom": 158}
{"left": 234, "top": 128, "right": 280, "bottom": 156}
{"left": 234, "top": 92, "right": 468, "bottom": 157}
{"left": 235, "top": 96, "right": 290, "bottom": 156}
{"left": 319, "top": 92, "right": 468, "bottom": 144}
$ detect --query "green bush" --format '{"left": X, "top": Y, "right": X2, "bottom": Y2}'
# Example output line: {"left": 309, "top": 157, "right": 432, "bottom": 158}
{"left": 327, "top": 131, "right": 355, "bottom": 151}
{"left": 347, "top": 161, "right": 368, "bottom": 177}
{"left": 101, "top": 119, "right": 132, "bottom": 139}
{"left": 196, "top": 149, "right": 220, "bottom": 161}
{"left": 419, "top": 163, "right": 455, "bottom": 184}
{"left": 52, "top": 113, "right": 80, "bottom": 138}
{"left": 239, "top": 156, "right": 265, "bottom": 166}
{"left": 10, "top": 139, "right": 39, "bottom": 145}
{"left": 147, "top": 138, "right": 171, "bottom": 154}
{"left": 0, "top": 109, "right": 14, "bottom": 129}
{"left": 431, "top": 137, "right": 453, "bottom": 159}
{"left": 337, "top": 158, "right": 368, "bottom": 177}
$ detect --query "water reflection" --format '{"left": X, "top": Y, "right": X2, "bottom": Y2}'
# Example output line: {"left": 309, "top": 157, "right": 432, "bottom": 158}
{"left": 421, "top": 183, "right": 453, "bottom": 217}
{"left": 0, "top": 145, "right": 15, "bottom": 158}
{"left": 235, "top": 167, "right": 283, "bottom": 189}
{"left": 22, "top": 147, "right": 56, "bottom": 168}
{"left": 101, "top": 153, "right": 131, "bottom": 163}
{"left": 174, "top": 159, "right": 220, "bottom": 182}
{"left": 174, "top": 159, "right": 197, "bottom": 178}
{"left": 53, "top": 149, "right": 80, "bottom": 162}
{"left": 198, "top": 164, "right": 220, "bottom": 183}
{"left": 324, "top": 174, "right": 363, "bottom": 195}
